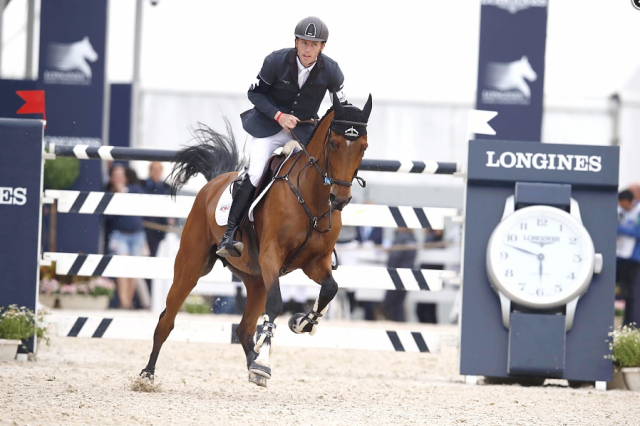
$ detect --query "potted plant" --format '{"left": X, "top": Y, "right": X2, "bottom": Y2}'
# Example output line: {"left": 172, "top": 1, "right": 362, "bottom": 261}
{"left": 0, "top": 305, "right": 49, "bottom": 361}
{"left": 608, "top": 324, "right": 640, "bottom": 391}
{"left": 57, "top": 277, "right": 115, "bottom": 310}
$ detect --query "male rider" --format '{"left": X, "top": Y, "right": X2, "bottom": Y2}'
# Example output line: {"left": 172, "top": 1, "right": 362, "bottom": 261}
{"left": 217, "top": 16, "right": 348, "bottom": 258}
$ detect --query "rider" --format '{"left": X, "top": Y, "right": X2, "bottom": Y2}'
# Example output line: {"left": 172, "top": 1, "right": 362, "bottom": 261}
{"left": 216, "top": 16, "right": 348, "bottom": 258}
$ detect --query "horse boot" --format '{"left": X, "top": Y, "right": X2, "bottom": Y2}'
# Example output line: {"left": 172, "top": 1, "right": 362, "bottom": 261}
{"left": 216, "top": 175, "right": 256, "bottom": 258}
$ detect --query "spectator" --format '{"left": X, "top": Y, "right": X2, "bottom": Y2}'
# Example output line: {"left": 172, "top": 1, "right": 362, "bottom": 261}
{"left": 382, "top": 228, "right": 417, "bottom": 322}
{"left": 105, "top": 164, "right": 148, "bottom": 309}
{"left": 142, "top": 162, "right": 174, "bottom": 257}
{"left": 617, "top": 189, "right": 640, "bottom": 326}
{"left": 417, "top": 228, "right": 444, "bottom": 323}
{"left": 354, "top": 225, "right": 384, "bottom": 320}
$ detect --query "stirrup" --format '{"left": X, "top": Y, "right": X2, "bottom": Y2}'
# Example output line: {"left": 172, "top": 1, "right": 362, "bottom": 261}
{"left": 216, "top": 230, "right": 245, "bottom": 258}
{"left": 216, "top": 240, "right": 245, "bottom": 258}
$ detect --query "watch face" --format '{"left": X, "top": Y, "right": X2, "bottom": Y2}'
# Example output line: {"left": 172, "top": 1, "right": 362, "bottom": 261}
{"left": 486, "top": 205, "right": 596, "bottom": 309}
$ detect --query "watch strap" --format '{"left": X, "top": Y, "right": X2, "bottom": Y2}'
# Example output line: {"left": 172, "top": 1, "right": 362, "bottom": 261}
{"left": 507, "top": 312, "right": 566, "bottom": 377}
{"left": 514, "top": 182, "right": 571, "bottom": 211}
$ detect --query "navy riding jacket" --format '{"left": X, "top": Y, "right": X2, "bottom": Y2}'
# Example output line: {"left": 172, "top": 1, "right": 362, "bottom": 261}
{"left": 241, "top": 48, "right": 345, "bottom": 143}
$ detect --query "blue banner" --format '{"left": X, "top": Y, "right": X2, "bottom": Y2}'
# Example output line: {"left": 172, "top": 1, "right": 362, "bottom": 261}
{"left": 475, "top": 0, "right": 548, "bottom": 141}
{"left": 38, "top": 0, "right": 108, "bottom": 254}
{"left": 0, "top": 118, "right": 44, "bottom": 351}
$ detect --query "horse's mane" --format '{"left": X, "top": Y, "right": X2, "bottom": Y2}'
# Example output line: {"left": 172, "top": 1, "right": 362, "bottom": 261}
{"left": 307, "top": 106, "right": 335, "bottom": 143}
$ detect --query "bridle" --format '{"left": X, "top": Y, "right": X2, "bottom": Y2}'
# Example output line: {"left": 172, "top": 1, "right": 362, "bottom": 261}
{"left": 275, "top": 117, "right": 367, "bottom": 275}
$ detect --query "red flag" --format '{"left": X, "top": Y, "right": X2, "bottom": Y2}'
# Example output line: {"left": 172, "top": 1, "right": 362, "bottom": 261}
{"left": 16, "top": 90, "right": 46, "bottom": 122}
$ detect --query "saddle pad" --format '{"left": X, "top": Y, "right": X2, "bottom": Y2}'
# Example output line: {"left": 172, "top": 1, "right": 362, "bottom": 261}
{"left": 214, "top": 183, "right": 234, "bottom": 226}
{"left": 248, "top": 147, "right": 300, "bottom": 222}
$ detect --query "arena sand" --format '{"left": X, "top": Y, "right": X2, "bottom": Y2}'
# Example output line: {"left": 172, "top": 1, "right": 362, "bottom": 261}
{"left": 1, "top": 314, "right": 639, "bottom": 425}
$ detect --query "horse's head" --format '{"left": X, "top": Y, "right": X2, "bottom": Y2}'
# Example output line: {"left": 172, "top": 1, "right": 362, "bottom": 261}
{"left": 81, "top": 36, "right": 99, "bottom": 62}
{"left": 325, "top": 93, "right": 372, "bottom": 211}
{"left": 519, "top": 55, "right": 537, "bottom": 82}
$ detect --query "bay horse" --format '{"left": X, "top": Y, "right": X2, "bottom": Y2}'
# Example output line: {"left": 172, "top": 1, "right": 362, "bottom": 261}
{"left": 140, "top": 94, "right": 372, "bottom": 387}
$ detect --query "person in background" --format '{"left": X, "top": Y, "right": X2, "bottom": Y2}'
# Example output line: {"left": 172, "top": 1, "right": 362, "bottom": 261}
{"left": 143, "top": 162, "right": 174, "bottom": 257}
{"left": 354, "top": 225, "right": 384, "bottom": 320}
{"left": 382, "top": 228, "right": 417, "bottom": 322}
{"left": 105, "top": 164, "right": 148, "bottom": 309}
{"left": 617, "top": 189, "right": 640, "bottom": 326}
{"left": 417, "top": 227, "right": 444, "bottom": 323}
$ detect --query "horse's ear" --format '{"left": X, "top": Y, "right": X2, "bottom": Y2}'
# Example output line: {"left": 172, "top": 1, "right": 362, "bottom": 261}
{"left": 333, "top": 92, "right": 344, "bottom": 116}
{"left": 362, "top": 94, "right": 373, "bottom": 122}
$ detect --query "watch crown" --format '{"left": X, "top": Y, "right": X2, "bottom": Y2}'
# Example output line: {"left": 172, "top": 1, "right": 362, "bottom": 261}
{"left": 594, "top": 253, "right": 603, "bottom": 274}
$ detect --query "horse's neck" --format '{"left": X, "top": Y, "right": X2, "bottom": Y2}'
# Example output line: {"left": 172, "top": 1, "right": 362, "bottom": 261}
{"left": 304, "top": 112, "right": 333, "bottom": 160}
{"left": 295, "top": 112, "right": 333, "bottom": 208}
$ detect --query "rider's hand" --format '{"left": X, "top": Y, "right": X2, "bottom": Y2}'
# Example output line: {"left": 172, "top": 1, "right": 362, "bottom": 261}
{"left": 275, "top": 112, "right": 299, "bottom": 131}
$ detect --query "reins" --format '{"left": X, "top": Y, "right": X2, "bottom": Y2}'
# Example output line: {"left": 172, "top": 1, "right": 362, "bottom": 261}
{"left": 274, "top": 118, "right": 366, "bottom": 275}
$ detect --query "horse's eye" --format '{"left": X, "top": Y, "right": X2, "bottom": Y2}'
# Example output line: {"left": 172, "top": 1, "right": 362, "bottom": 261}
{"left": 329, "top": 139, "right": 337, "bottom": 150}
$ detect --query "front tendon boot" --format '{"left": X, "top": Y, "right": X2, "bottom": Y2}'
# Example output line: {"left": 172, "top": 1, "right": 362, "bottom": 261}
{"left": 216, "top": 175, "right": 256, "bottom": 258}
{"left": 288, "top": 298, "right": 329, "bottom": 336}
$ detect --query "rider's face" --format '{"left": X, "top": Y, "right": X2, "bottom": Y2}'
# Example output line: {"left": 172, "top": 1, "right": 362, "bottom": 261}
{"left": 295, "top": 38, "right": 324, "bottom": 67}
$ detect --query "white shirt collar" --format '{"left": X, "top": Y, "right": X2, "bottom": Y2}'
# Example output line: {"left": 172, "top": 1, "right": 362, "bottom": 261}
{"left": 296, "top": 56, "right": 316, "bottom": 74}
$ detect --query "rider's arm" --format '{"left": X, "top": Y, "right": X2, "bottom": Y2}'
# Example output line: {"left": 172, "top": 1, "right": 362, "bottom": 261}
{"left": 329, "top": 64, "right": 348, "bottom": 104}
{"left": 247, "top": 54, "right": 280, "bottom": 121}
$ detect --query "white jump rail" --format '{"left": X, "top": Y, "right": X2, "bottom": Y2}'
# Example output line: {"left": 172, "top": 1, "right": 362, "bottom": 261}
{"left": 44, "top": 190, "right": 458, "bottom": 230}
{"left": 42, "top": 252, "right": 457, "bottom": 292}
{"left": 49, "top": 313, "right": 448, "bottom": 354}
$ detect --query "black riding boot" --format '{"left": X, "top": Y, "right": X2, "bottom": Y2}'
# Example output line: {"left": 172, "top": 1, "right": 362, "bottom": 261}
{"left": 216, "top": 176, "right": 256, "bottom": 258}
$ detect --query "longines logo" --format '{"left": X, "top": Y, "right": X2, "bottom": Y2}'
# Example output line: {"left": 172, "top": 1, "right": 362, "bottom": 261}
{"left": 524, "top": 235, "right": 559, "bottom": 246}
{"left": 486, "top": 151, "right": 602, "bottom": 172}
{"left": 0, "top": 187, "right": 27, "bottom": 205}
{"left": 44, "top": 36, "right": 98, "bottom": 86}
{"left": 482, "top": 56, "right": 537, "bottom": 105}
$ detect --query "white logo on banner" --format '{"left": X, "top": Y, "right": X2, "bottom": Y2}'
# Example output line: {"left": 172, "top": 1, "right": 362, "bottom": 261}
{"left": 482, "top": 56, "right": 537, "bottom": 105}
{"left": 44, "top": 36, "right": 98, "bottom": 85}
{"left": 485, "top": 151, "right": 602, "bottom": 173}
{"left": 481, "top": 0, "right": 548, "bottom": 14}
{"left": 0, "top": 187, "right": 27, "bottom": 205}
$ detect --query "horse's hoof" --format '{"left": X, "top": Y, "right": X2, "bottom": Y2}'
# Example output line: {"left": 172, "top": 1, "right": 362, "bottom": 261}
{"left": 289, "top": 313, "right": 315, "bottom": 334}
{"left": 288, "top": 313, "right": 306, "bottom": 334}
{"left": 139, "top": 368, "right": 155, "bottom": 384}
{"left": 249, "top": 361, "right": 272, "bottom": 379}
{"left": 248, "top": 372, "right": 268, "bottom": 387}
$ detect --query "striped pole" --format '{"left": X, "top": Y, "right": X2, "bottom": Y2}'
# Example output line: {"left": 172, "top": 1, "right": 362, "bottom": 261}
{"left": 48, "top": 144, "right": 460, "bottom": 175}
{"left": 42, "top": 252, "right": 457, "bottom": 292}
{"left": 51, "top": 314, "right": 449, "bottom": 354}
{"left": 45, "top": 190, "right": 458, "bottom": 230}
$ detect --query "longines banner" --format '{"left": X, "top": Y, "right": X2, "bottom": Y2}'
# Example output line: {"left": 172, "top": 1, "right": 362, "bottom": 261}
{"left": 475, "top": 0, "right": 548, "bottom": 141}
{"left": 0, "top": 119, "right": 44, "bottom": 352}
{"left": 38, "top": 0, "right": 108, "bottom": 254}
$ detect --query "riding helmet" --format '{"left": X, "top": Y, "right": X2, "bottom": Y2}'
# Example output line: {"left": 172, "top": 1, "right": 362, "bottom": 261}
{"left": 294, "top": 16, "right": 329, "bottom": 42}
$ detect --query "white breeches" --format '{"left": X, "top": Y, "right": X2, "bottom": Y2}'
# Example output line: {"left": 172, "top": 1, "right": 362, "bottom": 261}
{"left": 247, "top": 129, "right": 293, "bottom": 186}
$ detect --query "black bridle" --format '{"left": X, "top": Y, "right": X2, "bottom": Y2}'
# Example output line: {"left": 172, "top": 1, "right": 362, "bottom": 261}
{"left": 275, "top": 118, "right": 367, "bottom": 275}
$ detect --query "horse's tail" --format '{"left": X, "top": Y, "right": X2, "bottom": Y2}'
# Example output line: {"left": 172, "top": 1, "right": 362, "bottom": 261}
{"left": 168, "top": 119, "right": 245, "bottom": 197}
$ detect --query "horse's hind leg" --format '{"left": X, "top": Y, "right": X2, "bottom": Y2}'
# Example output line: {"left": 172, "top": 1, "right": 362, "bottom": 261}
{"left": 289, "top": 257, "right": 338, "bottom": 335}
{"left": 139, "top": 239, "right": 215, "bottom": 382}
{"left": 227, "top": 267, "right": 268, "bottom": 386}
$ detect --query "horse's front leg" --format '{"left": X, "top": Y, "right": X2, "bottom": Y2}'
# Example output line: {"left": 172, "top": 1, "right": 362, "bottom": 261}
{"left": 248, "top": 256, "right": 283, "bottom": 382}
{"left": 289, "top": 256, "right": 338, "bottom": 335}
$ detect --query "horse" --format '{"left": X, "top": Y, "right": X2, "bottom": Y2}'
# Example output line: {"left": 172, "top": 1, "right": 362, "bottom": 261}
{"left": 140, "top": 93, "right": 372, "bottom": 387}
{"left": 485, "top": 55, "right": 537, "bottom": 98}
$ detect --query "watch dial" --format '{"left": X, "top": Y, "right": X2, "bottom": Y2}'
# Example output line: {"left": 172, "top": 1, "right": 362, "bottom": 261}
{"left": 487, "top": 206, "right": 595, "bottom": 308}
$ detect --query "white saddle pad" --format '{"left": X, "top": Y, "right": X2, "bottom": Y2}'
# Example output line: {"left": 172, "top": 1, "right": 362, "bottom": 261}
{"left": 215, "top": 147, "right": 300, "bottom": 226}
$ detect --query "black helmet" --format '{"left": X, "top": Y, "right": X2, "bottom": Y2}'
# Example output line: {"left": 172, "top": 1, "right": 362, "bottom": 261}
{"left": 294, "top": 16, "right": 329, "bottom": 42}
